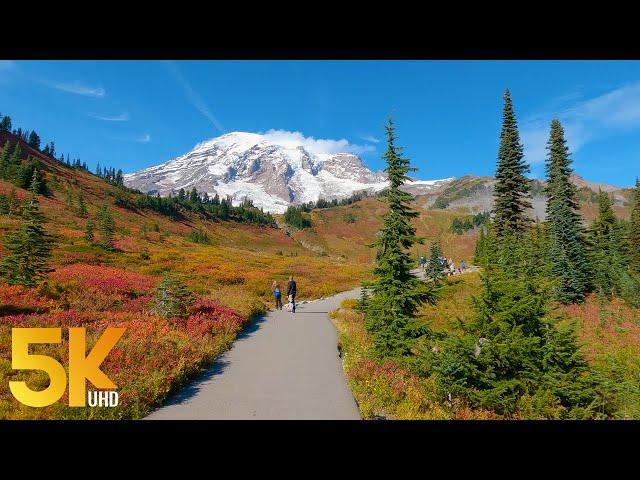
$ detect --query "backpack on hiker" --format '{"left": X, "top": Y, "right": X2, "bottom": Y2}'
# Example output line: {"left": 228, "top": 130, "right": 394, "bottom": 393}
{"left": 274, "top": 287, "right": 281, "bottom": 298}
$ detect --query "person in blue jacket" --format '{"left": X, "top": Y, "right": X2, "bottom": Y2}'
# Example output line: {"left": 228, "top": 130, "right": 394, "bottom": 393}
{"left": 271, "top": 280, "right": 282, "bottom": 310}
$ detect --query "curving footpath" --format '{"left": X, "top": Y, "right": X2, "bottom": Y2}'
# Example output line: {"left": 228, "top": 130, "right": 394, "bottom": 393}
{"left": 146, "top": 288, "right": 361, "bottom": 420}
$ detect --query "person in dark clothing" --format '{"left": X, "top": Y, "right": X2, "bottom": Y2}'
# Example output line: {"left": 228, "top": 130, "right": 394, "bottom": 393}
{"left": 287, "top": 275, "right": 297, "bottom": 313}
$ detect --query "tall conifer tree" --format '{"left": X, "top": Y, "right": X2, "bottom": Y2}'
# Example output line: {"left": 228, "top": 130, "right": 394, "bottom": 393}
{"left": 544, "top": 120, "right": 589, "bottom": 303}
{"left": 77, "top": 194, "right": 87, "bottom": 217}
{"left": 493, "top": 89, "right": 532, "bottom": 238}
{"left": 28, "top": 131, "right": 41, "bottom": 150}
{"left": 425, "top": 240, "right": 444, "bottom": 284}
{"left": 588, "top": 191, "right": 622, "bottom": 296}
{"left": 630, "top": 179, "right": 640, "bottom": 275}
{"left": 98, "top": 205, "right": 115, "bottom": 249}
{"left": 85, "top": 218, "right": 95, "bottom": 242}
{"left": 0, "top": 171, "right": 54, "bottom": 286}
{"left": 364, "top": 119, "right": 436, "bottom": 358}
{"left": 0, "top": 140, "right": 12, "bottom": 178}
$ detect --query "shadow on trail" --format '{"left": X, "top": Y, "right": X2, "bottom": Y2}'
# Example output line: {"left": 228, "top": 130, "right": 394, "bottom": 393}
{"left": 235, "top": 313, "right": 268, "bottom": 341}
{"left": 159, "top": 358, "right": 232, "bottom": 407}
{"left": 152, "top": 313, "right": 269, "bottom": 408}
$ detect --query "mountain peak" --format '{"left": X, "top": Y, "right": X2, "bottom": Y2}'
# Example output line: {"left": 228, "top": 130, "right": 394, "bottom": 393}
{"left": 124, "top": 131, "right": 393, "bottom": 213}
{"left": 192, "top": 131, "right": 263, "bottom": 152}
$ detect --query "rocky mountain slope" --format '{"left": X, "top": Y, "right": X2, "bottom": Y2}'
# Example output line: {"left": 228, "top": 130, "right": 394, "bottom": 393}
{"left": 124, "top": 132, "right": 385, "bottom": 213}
{"left": 414, "top": 174, "right": 632, "bottom": 222}
{"left": 124, "top": 132, "right": 453, "bottom": 213}
{"left": 124, "top": 132, "right": 632, "bottom": 219}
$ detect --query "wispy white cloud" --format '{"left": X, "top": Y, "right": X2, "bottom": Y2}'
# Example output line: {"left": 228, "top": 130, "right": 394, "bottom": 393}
{"left": 89, "top": 112, "right": 130, "bottom": 122}
{"left": 112, "top": 133, "right": 151, "bottom": 143}
{"left": 165, "top": 61, "right": 225, "bottom": 133}
{"left": 358, "top": 134, "right": 380, "bottom": 144}
{"left": 47, "top": 80, "right": 106, "bottom": 97}
{"left": 522, "top": 82, "right": 640, "bottom": 165}
{"left": 260, "top": 129, "right": 375, "bottom": 156}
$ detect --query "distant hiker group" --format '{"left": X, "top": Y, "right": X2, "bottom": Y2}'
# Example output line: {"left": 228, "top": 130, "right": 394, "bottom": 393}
{"left": 271, "top": 276, "right": 297, "bottom": 313}
{"left": 419, "top": 254, "right": 466, "bottom": 276}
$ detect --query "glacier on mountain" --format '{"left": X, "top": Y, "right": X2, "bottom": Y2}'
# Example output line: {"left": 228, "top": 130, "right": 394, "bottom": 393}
{"left": 124, "top": 131, "right": 451, "bottom": 213}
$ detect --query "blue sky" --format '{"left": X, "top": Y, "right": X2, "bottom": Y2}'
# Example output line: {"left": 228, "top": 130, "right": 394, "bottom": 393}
{"left": 0, "top": 60, "right": 639, "bottom": 187}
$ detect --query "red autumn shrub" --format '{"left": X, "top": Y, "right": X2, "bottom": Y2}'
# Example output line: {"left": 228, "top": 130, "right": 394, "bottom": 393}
{"left": 0, "top": 284, "right": 248, "bottom": 419}
{"left": 50, "top": 264, "right": 156, "bottom": 297}
{"left": 0, "top": 283, "right": 57, "bottom": 315}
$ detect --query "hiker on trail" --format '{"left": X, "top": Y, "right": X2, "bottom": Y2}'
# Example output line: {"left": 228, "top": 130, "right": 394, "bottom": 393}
{"left": 272, "top": 280, "right": 283, "bottom": 310}
{"left": 287, "top": 275, "right": 297, "bottom": 313}
{"left": 448, "top": 258, "right": 455, "bottom": 276}
{"left": 460, "top": 260, "right": 466, "bottom": 273}
{"left": 419, "top": 255, "right": 426, "bottom": 271}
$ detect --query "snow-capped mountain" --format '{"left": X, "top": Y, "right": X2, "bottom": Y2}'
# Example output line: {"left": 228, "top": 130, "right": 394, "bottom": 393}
{"left": 124, "top": 131, "right": 452, "bottom": 213}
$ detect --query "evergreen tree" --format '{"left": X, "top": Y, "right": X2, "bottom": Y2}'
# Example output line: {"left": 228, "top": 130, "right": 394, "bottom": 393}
{"left": 474, "top": 226, "right": 489, "bottom": 267}
{"left": 433, "top": 231, "right": 602, "bottom": 419}
{"left": 4, "top": 143, "right": 23, "bottom": 183}
{"left": 0, "top": 194, "right": 9, "bottom": 215}
{"left": 284, "top": 205, "right": 311, "bottom": 229}
{"left": 98, "top": 204, "right": 115, "bottom": 249}
{"left": 527, "top": 221, "right": 552, "bottom": 281}
{"left": 188, "top": 228, "right": 210, "bottom": 244}
{"left": 9, "top": 143, "right": 23, "bottom": 167}
{"left": 84, "top": 218, "right": 94, "bottom": 242}
{"left": 630, "top": 179, "right": 640, "bottom": 275}
{"left": 0, "top": 115, "right": 11, "bottom": 132}
{"left": 544, "top": 120, "right": 589, "bottom": 304}
{"left": 189, "top": 187, "right": 199, "bottom": 203}
{"left": 16, "top": 162, "right": 48, "bottom": 195}
{"left": 587, "top": 191, "right": 623, "bottom": 297}
{"left": 364, "top": 119, "right": 437, "bottom": 358}
{"left": 28, "top": 131, "right": 41, "bottom": 150}
{"left": 77, "top": 194, "right": 88, "bottom": 217}
{"left": 0, "top": 140, "right": 12, "bottom": 178}
{"left": 356, "top": 287, "right": 370, "bottom": 313}
{"left": 425, "top": 240, "right": 445, "bottom": 284}
{"left": 153, "top": 273, "right": 195, "bottom": 318}
{"left": 7, "top": 187, "right": 18, "bottom": 214}
{"left": 493, "top": 89, "right": 532, "bottom": 238}
{"left": 0, "top": 171, "right": 54, "bottom": 286}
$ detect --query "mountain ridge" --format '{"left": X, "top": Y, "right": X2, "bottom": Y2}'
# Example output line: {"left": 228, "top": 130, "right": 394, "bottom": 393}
{"left": 124, "top": 132, "right": 454, "bottom": 213}
{"left": 123, "top": 131, "right": 632, "bottom": 216}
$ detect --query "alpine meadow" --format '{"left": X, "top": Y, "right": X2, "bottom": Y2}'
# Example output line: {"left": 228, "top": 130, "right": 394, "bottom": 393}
{"left": 1, "top": 64, "right": 639, "bottom": 420}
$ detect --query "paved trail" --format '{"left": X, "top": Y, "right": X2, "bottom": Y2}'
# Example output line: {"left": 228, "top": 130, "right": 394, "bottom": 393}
{"left": 146, "top": 289, "right": 361, "bottom": 420}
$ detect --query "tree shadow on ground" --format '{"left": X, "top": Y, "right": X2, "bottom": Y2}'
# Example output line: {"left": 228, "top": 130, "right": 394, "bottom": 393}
{"left": 0, "top": 304, "right": 40, "bottom": 316}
